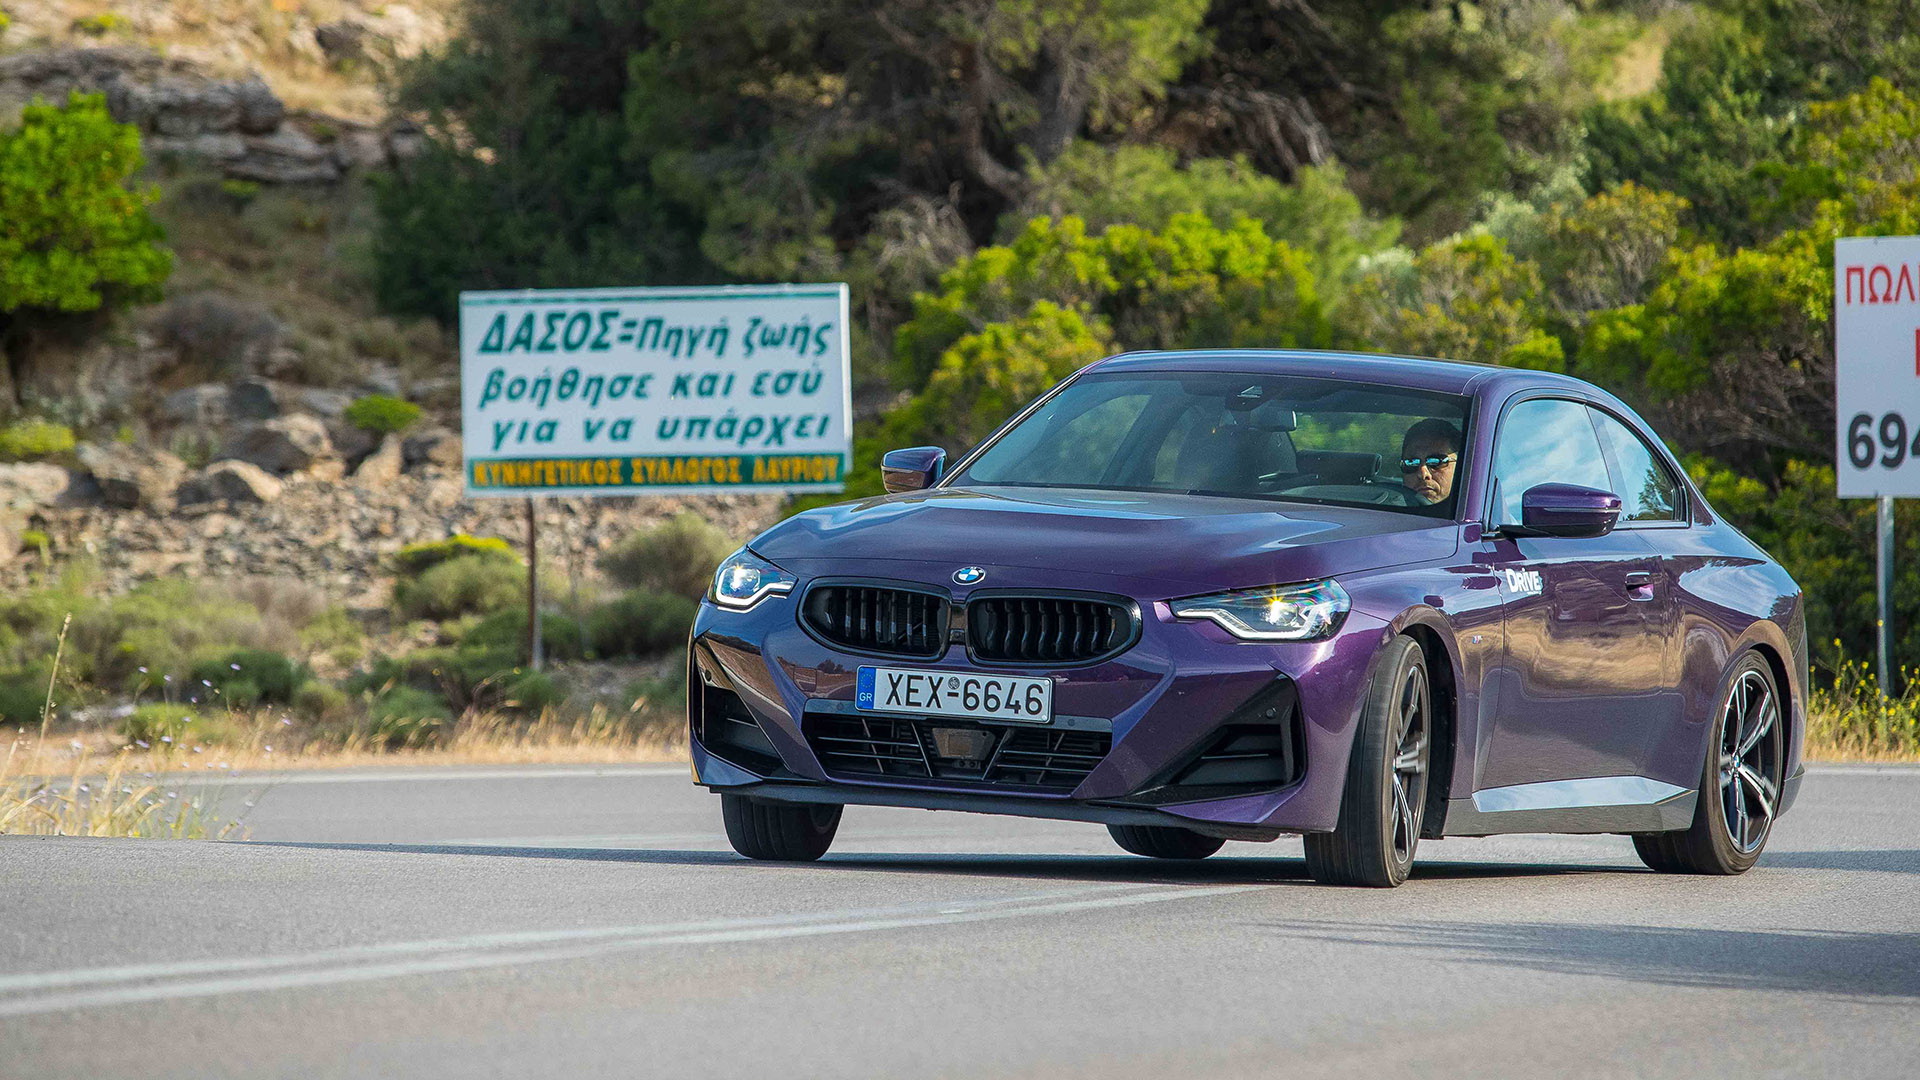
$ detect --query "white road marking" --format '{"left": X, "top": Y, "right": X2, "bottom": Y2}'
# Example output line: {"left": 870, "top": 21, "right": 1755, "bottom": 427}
{"left": 0, "top": 884, "right": 1265, "bottom": 1017}
{"left": 144, "top": 765, "right": 686, "bottom": 788}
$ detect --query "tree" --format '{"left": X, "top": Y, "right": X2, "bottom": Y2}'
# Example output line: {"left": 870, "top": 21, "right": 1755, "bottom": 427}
{"left": 1352, "top": 235, "right": 1564, "bottom": 370}
{"left": 0, "top": 93, "right": 171, "bottom": 404}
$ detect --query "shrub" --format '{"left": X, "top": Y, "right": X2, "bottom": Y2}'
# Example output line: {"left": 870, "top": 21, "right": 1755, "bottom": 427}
{"left": 189, "top": 648, "right": 309, "bottom": 706}
{"left": 120, "top": 704, "right": 247, "bottom": 747}
{"left": 600, "top": 513, "right": 734, "bottom": 599}
{"left": 391, "top": 534, "right": 518, "bottom": 576}
{"left": 462, "top": 608, "right": 585, "bottom": 661}
{"left": 394, "top": 554, "right": 524, "bottom": 619}
{"left": 587, "top": 590, "right": 697, "bottom": 659}
{"left": 499, "top": 670, "right": 560, "bottom": 713}
{"left": 0, "top": 418, "right": 75, "bottom": 461}
{"left": 344, "top": 394, "right": 423, "bottom": 435}
{"left": 0, "top": 671, "right": 47, "bottom": 725}
{"left": 292, "top": 681, "right": 350, "bottom": 720}
{"left": 71, "top": 12, "right": 130, "bottom": 36}
{"left": 151, "top": 291, "right": 282, "bottom": 371}
{"left": 362, "top": 687, "right": 450, "bottom": 748}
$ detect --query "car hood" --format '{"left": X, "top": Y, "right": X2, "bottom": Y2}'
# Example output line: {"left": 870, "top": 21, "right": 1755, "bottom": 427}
{"left": 751, "top": 486, "right": 1459, "bottom": 595}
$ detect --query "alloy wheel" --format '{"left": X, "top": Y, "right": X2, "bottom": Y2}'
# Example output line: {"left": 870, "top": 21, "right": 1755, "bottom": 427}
{"left": 1719, "top": 669, "right": 1781, "bottom": 854}
{"left": 1390, "top": 663, "right": 1430, "bottom": 863}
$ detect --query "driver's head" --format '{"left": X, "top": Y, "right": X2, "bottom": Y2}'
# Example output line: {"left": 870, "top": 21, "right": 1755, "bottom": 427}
{"left": 1401, "top": 419, "right": 1462, "bottom": 506}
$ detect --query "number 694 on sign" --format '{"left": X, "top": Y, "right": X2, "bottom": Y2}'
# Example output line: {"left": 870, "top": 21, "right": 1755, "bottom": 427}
{"left": 1848, "top": 412, "right": 1920, "bottom": 470}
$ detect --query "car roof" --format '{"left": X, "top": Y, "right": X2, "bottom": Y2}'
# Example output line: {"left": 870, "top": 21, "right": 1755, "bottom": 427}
{"left": 1088, "top": 349, "right": 1599, "bottom": 399}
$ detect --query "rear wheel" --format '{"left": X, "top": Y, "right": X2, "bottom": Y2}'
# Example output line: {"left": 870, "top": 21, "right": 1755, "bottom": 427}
{"left": 720, "top": 794, "right": 842, "bottom": 861}
{"left": 1305, "top": 635, "right": 1431, "bottom": 888}
{"left": 1107, "top": 824, "right": 1226, "bottom": 860}
{"left": 1633, "top": 652, "right": 1783, "bottom": 875}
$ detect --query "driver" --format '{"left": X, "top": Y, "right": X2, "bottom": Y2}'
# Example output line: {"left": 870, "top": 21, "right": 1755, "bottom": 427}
{"left": 1400, "top": 419, "right": 1462, "bottom": 506}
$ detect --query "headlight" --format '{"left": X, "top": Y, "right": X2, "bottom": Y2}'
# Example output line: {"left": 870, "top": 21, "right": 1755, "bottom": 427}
{"left": 1169, "top": 579, "right": 1349, "bottom": 641}
{"left": 709, "top": 548, "right": 797, "bottom": 610}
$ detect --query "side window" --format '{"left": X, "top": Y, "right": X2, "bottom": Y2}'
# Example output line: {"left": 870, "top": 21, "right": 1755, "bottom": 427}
{"left": 1591, "top": 408, "right": 1684, "bottom": 523}
{"left": 1489, "top": 399, "right": 1613, "bottom": 524}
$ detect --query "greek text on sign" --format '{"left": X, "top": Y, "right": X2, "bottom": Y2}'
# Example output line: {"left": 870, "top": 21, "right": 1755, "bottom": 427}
{"left": 459, "top": 284, "right": 852, "bottom": 497}
{"left": 1836, "top": 239, "right": 1920, "bottom": 498}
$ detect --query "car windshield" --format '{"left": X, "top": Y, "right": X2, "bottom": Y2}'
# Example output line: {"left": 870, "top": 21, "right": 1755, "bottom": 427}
{"left": 947, "top": 371, "right": 1471, "bottom": 517}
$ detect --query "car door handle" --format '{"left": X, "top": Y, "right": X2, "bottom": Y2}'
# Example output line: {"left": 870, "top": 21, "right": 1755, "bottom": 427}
{"left": 1624, "top": 571, "right": 1658, "bottom": 599}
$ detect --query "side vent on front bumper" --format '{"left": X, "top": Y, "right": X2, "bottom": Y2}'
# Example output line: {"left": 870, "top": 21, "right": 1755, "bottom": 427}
{"left": 690, "top": 658, "right": 786, "bottom": 777}
{"left": 1121, "top": 678, "right": 1306, "bottom": 805}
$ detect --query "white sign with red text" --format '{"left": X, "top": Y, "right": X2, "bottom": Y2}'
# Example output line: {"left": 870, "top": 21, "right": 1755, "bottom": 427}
{"left": 1836, "top": 237, "right": 1920, "bottom": 497}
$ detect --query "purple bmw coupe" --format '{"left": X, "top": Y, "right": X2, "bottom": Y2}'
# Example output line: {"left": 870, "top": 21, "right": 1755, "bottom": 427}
{"left": 688, "top": 350, "right": 1805, "bottom": 886}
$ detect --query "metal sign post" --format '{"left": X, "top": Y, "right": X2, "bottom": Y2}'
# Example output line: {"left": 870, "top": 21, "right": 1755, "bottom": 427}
{"left": 1835, "top": 237, "right": 1920, "bottom": 695}
{"left": 526, "top": 497, "right": 542, "bottom": 672}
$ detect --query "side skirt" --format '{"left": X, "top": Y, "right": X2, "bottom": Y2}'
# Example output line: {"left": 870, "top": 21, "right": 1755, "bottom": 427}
{"left": 1442, "top": 775, "right": 1697, "bottom": 836}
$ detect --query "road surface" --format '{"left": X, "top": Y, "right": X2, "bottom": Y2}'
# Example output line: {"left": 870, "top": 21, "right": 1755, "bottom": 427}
{"left": 3, "top": 763, "right": 1916, "bottom": 1078}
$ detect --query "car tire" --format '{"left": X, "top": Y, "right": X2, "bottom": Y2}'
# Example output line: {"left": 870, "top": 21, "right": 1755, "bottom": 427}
{"left": 1107, "top": 824, "right": 1226, "bottom": 859}
{"left": 720, "top": 794, "right": 842, "bottom": 861}
{"left": 1632, "top": 651, "right": 1784, "bottom": 875}
{"left": 1305, "top": 635, "right": 1431, "bottom": 888}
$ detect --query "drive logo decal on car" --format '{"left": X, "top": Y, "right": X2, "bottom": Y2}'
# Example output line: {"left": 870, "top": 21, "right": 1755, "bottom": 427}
{"left": 1501, "top": 567, "right": 1543, "bottom": 595}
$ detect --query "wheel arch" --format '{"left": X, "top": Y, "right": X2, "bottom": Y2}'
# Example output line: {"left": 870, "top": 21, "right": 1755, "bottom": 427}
{"left": 1392, "top": 614, "right": 1459, "bottom": 840}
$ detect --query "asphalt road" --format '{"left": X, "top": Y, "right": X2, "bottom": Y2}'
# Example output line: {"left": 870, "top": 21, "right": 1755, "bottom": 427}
{"left": 3, "top": 764, "right": 1916, "bottom": 1079}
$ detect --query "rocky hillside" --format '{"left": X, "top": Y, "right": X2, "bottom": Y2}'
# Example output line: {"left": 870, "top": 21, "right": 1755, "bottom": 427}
{"left": 0, "top": 6, "right": 787, "bottom": 607}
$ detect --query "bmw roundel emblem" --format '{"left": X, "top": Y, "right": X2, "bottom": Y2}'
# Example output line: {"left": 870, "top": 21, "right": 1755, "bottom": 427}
{"left": 953, "top": 566, "right": 986, "bottom": 585}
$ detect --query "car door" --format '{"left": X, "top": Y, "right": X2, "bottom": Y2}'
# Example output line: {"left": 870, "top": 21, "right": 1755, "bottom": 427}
{"left": 1475, "top": 397, "right": 1677, "bottom": 791}
{"left": 1587, "top": 403, "right": 1693, "bottom": 782}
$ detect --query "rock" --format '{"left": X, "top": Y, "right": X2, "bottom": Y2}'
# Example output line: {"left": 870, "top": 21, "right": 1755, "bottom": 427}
{"left": 292, "top": 388, "right": 353, "bottom": 418}
{"left": 403, "top": 427, "right": 464, "bottom": 470}
{"left": 224, "top": 415, "right": 337, "bottom": 475}
{"left": 230, "top": 128, "right": 342, "bottom": 185}
{"left": 331, "top": 126, "right": 389, "bottom": 171}
{"left": 0, "top": 462, "right": 78, "bottom": 511}
{"left": 353, "top": 434, "right": 404, "bottom": 486}
{"left": 177, "top": 460, "right": 283, "bottom": 505}
{"left": 314, "top": 21, "right": 369, "bottom": 62}
{"left": 229, "top": 378, "right": 284, "bottom": 421}
{"left": 161, "top": 384, "right": 229, "bottom": 427}
{"left": 233, "top": 78, "right": 285, "bottom": 135}
{"left": 76, "top": 444, "right": 185, "bottom": 510}
{"left": 330, "top": 421, "right": 378, "bottom": 467}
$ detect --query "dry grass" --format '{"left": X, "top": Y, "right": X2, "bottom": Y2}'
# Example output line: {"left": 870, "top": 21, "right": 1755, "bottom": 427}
{"left": 1805, "top": 657, "right": 1920, "bottom": 763}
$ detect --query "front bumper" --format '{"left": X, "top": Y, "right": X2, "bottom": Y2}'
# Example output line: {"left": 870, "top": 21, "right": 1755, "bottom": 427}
{"left": 688, "top": 571, "right": 1395, "bottom": 838}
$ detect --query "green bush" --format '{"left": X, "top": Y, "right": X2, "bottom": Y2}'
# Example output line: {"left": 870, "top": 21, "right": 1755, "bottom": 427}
{"left": 0, "top": 418, "right": 75, "bottom": 462}
{"left": 292, "top": 681, "right": 350, "bottom": 720}
{"left": 587, "top": 590, "right": 697, "bottom": 659}
{"left": 499, "top": 669, "right": 560, "bottom": 713}
{"left": 344, "top": 394, "right": 423, "bottom": 435}
{"left": 599, "top": 513, "right": 733, "bottom": 599}
{"left": 0, "top": 670, "right": 47, "bottom": 725}
{"left": 462, "top": 608, "right": 584, "bottom": 661}
{"left": 394, "top": 554, "right": 524, "bottom": 619}
{"left": 391, "top": 535, "right": 518, "bottom": 576}
{"left": 189, "top": 648, "right": 309, "bottom": 707}
{"left": 120, "top": 704, "right": 247, "bottom": 747}
{"left": 362, "top": 687, "right": 450, "bottom": 748}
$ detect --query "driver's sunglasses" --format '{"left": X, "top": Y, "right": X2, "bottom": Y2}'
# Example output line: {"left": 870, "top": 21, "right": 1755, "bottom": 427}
{"left": 1400, "top": 454, "right": 1458, "bottom": 473}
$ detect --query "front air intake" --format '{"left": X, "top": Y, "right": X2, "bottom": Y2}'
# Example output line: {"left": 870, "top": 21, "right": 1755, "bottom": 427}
{"left": 801, "top": 584, "right": 948, "bottom": 658}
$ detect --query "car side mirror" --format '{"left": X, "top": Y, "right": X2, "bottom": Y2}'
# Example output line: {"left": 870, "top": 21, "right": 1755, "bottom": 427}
{"left": 1504, "top": 483, "right": 1621, "bottom": 539}
{"left": 882, "top": 446, "right": 946, "bottom": 493}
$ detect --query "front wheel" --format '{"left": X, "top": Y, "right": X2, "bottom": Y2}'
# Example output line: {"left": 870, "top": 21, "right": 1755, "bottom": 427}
{"left": 1108, "top": 824, "right": 1225, "bottom": 859}
{"left": 1633, "top": 652, "right": 1783, "bottom": 875}
{"left": 1304, "top": 635, "right": 1431, "bottom": 887}
{"left": 720, "top": 794, "right": 842, "bottom": 861}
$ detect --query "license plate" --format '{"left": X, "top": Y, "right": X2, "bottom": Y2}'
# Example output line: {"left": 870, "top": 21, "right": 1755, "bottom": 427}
{"left": 855, "top": 666, "right": 1053, "bottom": 724}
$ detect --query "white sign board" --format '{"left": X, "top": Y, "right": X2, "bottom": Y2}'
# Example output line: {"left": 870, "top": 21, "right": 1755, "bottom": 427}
{"left": 1837, "top": 237, "right": 1920, "bottom": 497}
{"left": 459, "top": 284, "right": 851, "bottom": 497}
